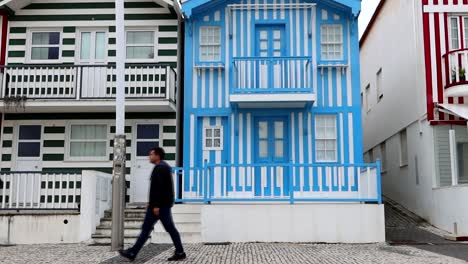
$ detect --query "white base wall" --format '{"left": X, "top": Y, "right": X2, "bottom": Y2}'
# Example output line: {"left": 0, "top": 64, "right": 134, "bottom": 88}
{"left": 432, "top": 185, "right": 468, "bottom": 236}
{"left": 201, "top": 204, "right": 385, "bottom": 243}
{"left": 0, "top": 214, "right": 81, "bottom": 244}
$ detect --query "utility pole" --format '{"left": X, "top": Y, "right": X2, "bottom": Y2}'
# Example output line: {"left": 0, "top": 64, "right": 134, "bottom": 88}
{"left": 111, "top": 0, "right": 126, "bottom": 251}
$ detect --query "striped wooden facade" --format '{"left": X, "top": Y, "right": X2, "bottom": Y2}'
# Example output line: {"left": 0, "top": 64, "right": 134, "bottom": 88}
{"left": 181, "top": 0, "right": 364, "bottom": 197}
{"left": 422, "top": 0, "right": 468, "bottom": 123}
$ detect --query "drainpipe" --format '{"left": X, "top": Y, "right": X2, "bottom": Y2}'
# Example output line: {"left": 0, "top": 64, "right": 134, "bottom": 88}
{"left": 174, "top": 0, "right": 184, "bottom": 200}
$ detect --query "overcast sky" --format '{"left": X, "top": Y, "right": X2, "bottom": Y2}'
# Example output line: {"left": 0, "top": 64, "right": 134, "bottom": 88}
{"left": 358, "top": 0, "right": 381, "bottom": 38}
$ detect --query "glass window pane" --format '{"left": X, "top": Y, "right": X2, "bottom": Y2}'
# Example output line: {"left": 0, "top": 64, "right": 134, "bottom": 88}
{"left": 95, "top": 32, "right": 106, "bottom": 60}
{"left": 71, "top": 125, "right": 107, "bottom": 140}
{"left": 70, "top": 142, "right": 107, "bottom": 157}
{"left": 273, "top": 30, "right": 281, "bottom": 39}
{"left": 206, "top": 128, "right": 212, "bottom": 138}
{"left": 80, "top": 32, "right": 91, "bottom": 60}
{"left": 260, "top": 30, "right": 267, "bottom": 40}
{"left": 136, "top": 141, "right": 159, "bottom": 156}
{"left": 214, "top": 139, "right": 221, "bottom": 147}
{"left": 274, "top": 122, "right": 283, "bottom": 139}
{"left": 126, "top": 46, "right": 154, "bottom": 59}
{"left": 137, "top": 124, "right": 159, "bottom": 139}
{"left": 19, "top": 125, "right": 41, "bottom": 140}
{"left": 316, "top": 150, "right": 325, "bottom": 161}
{"left": 214, "top": 128, "right": 221, "bottom": 137}
{"left": 32, "top": 32, "right": 47, "bottom": 45}
{"left": 32, "top": 47, "right": 59, "bottom": 60}
{"left": 18, "top": 142, "right": 41, "bottom": 157}
{"left": 259, "top": 121, "right": 268, "bottom": 139}
{"left": 127, "top": 31, "right": 153, "bottom": 45}
{"left": 206, "top": 139, "right": 212, "bottom": 148}
{"left": 259, "top": 140, "right": 268, "bottom": 158}
{"left": 48, "top": 32, "right": 60, "bottom": 45}
{"left": 275, "top": 140, "right": 284, "bottom": 158}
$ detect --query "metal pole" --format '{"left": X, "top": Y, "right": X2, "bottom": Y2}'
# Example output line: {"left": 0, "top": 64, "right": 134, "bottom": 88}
{"left": 111, "top": 0, "right": 126, "bottom": 251}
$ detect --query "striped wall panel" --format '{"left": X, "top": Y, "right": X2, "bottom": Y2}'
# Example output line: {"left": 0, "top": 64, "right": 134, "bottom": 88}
{"left": 6, "top": 0, "right": 178, "bottom": 66}
{"left": 422, "top": 0, "right": 468, "bottom": 122}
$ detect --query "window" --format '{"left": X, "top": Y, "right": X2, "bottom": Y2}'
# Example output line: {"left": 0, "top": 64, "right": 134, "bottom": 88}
{"left": 369, "top": 148, "right": 374, "bottom": 163}
{"left": 199, "top": 26, "right": 221, "bottom": 62}
{"left": 29, "top": 31, "right": 60, "bottom": 61}
{"left": 381, "top": 142, "right": 387, "bottom": 172}
{"left": 320, "top": 24, "right": 343, "bottom": 60}
{"left": 457, "top": 143, "right": 468, "bottom": 184}
{"left": 315, "top": 115, "right": 337, "bottom": 162}
{"left": 400, "top": 129, "right": 408, "bottom": 166}
{"left": 18, "top": 125, "right": 41, "bottom": 157}
{"left": 450, "top": 17, "right": 460, "bottom": 50}
{"left": 69, "top": 125, "right": 107, "bottom": 159}
{"left": 376, "top": 68, "right": 383, "bottom": 101}
{"left": 126, "top": 31, "right": 155, "bottom": 60}
{"left": 465, "top": 17, "right": 468, "bottom": 48}
{"left": 203, "top": 126, "right": 223, "bottom": 150}
{"left": 136, "top": 124, "right": 160, "bottom": 156}
{"left": 365, "top": 84, "right": 371, "bottom": 112}
{"left": 79, "top": 30, "right": 107, "bottom": 62}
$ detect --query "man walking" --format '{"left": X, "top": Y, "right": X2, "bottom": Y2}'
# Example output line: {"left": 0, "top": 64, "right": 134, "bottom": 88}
{"left": 119, "top": 147, "right": 186, "bottom": 261}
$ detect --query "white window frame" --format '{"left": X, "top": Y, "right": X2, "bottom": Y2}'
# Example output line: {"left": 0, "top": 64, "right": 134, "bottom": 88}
{"left": 26, "top": 28, "right": 62, "bottom": 63}
{"left": 76, "top": 28, "right": 108, "bottom": 64}
{"left": 320, "top": 24, "right": 343, "bottom": 61}
{"left": 449, "top": 16, "right": 461, "bottom": 51}
{"left": 125, "top": 28, "right": 158, "bottom": 63}
{"left": 203, "top": 126, "right": 223, "bottom": 151}
{"left": 198, "top": 26, "right": 222, "bottom": 62}
{"left": 315, "top": 115, "right": 338, "bottom": 162}
{"left": 133, "top": 122, "right": 162, "bottom": 158}
{"left": 464, "top": 17, "right": 468, "bottom": 49}
{"left": 399, "top": 129, "right": 408, "bottom": 167}
{"left": 376, "top": 68, "right": 383, "bottom": 102}
{"left": 65, "top": 123, "right": 109, "bottom": 162}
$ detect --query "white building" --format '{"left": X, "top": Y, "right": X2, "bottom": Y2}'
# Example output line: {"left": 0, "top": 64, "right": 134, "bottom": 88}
{"left": 361, "top": 0, "right": 468, "bottom": 238}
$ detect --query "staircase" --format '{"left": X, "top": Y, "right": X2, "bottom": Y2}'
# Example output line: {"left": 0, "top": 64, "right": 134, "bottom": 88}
{"left": 91, "top": 204, "right": 202, "bottom": 244}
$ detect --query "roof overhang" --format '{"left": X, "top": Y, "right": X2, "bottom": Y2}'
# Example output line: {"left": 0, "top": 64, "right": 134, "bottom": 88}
{"left": 439, "top": 104, "right": 468, "bottom": 120}
{"left": 182, "top": 0, "right": 361, "bottom": 19}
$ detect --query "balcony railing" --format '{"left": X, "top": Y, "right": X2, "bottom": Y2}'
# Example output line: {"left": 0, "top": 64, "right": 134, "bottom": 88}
{"left": 443, "top": 48, "right": 468, "bottom": 89}
{"left": 0, "top": 63, "right": 176, "bottom": 101}
{"left": 172, "top": 162, "right": 382, "bottom": 204}
{"left": 232, "top": 57, "right": 312, "bottom": 94}
{"left": 0, "top": 171, "right": 82, "bottom": 210}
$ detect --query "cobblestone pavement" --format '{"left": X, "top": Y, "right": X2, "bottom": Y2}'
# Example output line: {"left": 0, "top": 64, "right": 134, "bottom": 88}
{"left": 1, "top": 242, "right": 467, "bottom": 264}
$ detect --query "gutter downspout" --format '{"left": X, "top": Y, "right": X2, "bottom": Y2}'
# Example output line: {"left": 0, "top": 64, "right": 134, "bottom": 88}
{"left": 174, "top": 0, "right": 185, "bottom": 200}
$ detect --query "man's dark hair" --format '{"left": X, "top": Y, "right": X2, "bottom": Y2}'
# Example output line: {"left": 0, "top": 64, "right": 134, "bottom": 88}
{"left": 150, "top": 147, "right": 165, "bottom": 160}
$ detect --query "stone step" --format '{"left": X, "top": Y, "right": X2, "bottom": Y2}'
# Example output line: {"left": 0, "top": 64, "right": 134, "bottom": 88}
{"left": 96, "top": 222, "right": 201, "bottom": 236}
{"left": 91, "top": 234, "right": 146, "bottom": 245}
{"left": 104, "top": 205, "right": 202, "bottom": 218}
{"left": 99, "top": 213, "right": 200, "bottom": 224}
{"left": 151, "top": 231, "right": 202, "bottom": 244}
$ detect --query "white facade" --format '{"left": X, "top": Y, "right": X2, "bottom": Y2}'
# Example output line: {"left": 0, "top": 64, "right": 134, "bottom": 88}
{"left": 361, "top": 0, "right": 468, "bottom": 236}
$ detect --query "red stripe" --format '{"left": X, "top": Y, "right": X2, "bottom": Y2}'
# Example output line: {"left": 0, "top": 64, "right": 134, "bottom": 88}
{"left": 423, "top": 12, "right": 435, "bottom": 121}
{"left": 431, "top": 120, "right": 467, "bottom": 125}
{"left": 423, "top": 0, "right": 429, "bottom": 5}
{"left": 461, "top": 16, "right": 465, "bottom": 48}
{"left": 434, "top": 13, "right": 445, "bottom": 120}
{"left": 454, "top": 0, "right": 459, "bottom": 5}
{"left": 443, "top": 0, "right": 448, "bottom": 4}
{"left": 464, "top": 0, "right": 468, "bottom": 4}
{"left": 0, "top": 15, "right": 8, "bottom": 67}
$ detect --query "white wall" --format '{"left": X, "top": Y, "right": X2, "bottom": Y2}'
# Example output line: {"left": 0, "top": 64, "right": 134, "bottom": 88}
{"left": 201, "top": 204, "right": 385, "bottom": 243}
{"left": 432, "top": 185, "right": 468, "bottom": 236}
{"left": 0, "top": 213, "right": 81, "bottom": 244}
{"left": 360, "top": 0, "right": 426, "bottom": 152}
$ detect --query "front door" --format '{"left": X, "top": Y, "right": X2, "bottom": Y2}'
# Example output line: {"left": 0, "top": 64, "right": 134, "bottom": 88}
{"left": 132, "top": 123, "right": 161, "bottom": 203}
{"left": 256, "top": 25, "right": 286, "bottom": 89}
{"left": 78, "top": 29, "right": 108, "bottom": 98}
{"left": 13, "top": 125, "right": 42, "bottom": 206}
{"left": 254, "top": 117, "right": 289, "bottom": 197}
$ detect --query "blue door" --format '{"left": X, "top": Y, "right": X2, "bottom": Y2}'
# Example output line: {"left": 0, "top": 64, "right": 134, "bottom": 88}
{"left": 255, "top": 25, "right": 286, "bottom": 89}
{"left": 254, "top": 117, "right": 289, "bottom": 197}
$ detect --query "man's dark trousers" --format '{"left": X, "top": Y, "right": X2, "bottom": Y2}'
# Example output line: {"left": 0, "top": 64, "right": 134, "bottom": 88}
{"left": 130, "top": 207, "right": 184, "bottom": 255}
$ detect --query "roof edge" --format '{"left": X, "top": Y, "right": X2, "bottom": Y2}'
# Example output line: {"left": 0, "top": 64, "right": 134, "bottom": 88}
{"left": 359, "top": 0, "right": 385, "bottom": 48}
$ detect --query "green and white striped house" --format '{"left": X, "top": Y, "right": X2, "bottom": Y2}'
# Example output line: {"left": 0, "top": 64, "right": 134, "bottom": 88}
{"left": 0, "top": 0, "right": 180, "bottom": 205}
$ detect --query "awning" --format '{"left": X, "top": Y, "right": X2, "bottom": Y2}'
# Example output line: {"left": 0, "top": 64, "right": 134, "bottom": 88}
{"left": 439, "top": 104, "right": 468, "bottom": 120}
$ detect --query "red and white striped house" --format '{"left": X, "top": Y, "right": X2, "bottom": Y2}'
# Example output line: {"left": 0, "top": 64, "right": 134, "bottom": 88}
{"left": 361, "top": 0, "right": 468, "bottom": 239}
{"left": 423, "top": 0, "right": 468, "bottom": 123}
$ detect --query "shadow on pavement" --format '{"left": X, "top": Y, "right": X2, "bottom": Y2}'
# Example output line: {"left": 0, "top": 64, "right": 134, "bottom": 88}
{"left": 99, "top": 244, "right": 172, "bottom": 264}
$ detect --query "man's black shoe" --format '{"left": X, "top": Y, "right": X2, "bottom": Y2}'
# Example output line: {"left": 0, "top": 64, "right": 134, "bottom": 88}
{"left": 167, "top": 252, "right": 186, "bottom": 261}
{"left": 119, "top": 249, "right": 136, "bottom": 261}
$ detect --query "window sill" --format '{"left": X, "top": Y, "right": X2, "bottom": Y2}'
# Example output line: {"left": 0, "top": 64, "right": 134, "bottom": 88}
{"left": 64, "top": 158, "right": 110, "bottom": 163}
{"left": 399, "top": 163, "right": 408, "bottom": 168}
{"left": 194, "top": 63, "right": 225, "bottom": 69}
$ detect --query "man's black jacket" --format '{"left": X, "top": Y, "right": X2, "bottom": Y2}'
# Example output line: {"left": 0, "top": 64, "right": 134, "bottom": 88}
{"left": 148, "top": 161, "right": 174, "bottom": 209}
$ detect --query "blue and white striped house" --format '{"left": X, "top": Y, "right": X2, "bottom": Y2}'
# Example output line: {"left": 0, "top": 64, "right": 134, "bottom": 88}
{"left": 178, "top": 0, "right": 384, "bottom": 243}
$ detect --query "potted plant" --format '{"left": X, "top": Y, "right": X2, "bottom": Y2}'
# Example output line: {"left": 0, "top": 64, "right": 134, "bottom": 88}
{"left": 460, "top": 67, "right": 466, "bottom": 82}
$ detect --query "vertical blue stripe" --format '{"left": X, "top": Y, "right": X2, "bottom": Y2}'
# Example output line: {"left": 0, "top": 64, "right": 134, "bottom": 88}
{"left": 213, "top": 69, "right": 218, "bottom": 108}
{"left": 302, "top": 111, "right": 310, "bottom": 191}
{"left": 294, "top": 112, "right": 300, "bottom": 191}
{"left": 332, "top": 68, "right": 337, "bottom": 107}
{"left": 323, "top": 68, "right": 329, "bottom": 107}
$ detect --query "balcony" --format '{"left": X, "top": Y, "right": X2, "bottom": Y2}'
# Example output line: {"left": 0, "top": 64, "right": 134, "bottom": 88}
{"left": 231, "top": 57, "right": 316, "bottom": 107}
{"left": 0, "top": 63, "right": 176, "bottom": 113}
{"left": 443, "top": 48, "right": 468, "bottom": 97}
